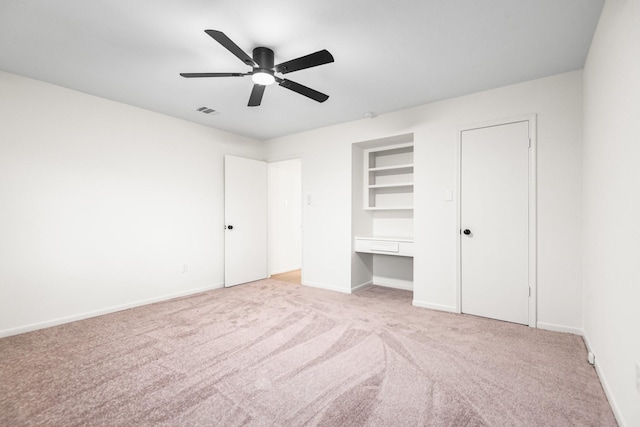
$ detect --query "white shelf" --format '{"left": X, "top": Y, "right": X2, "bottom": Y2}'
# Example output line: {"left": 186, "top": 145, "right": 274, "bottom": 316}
{"left": 368, "top": 163, "right": 414, "bottom": 172}
{"left": 364, "top": 143, "right": 414, "bottom": 210}
{"left": 355, "top": 236, "right": 413, "bottom": 242}
{"left": 368, "top": 182, "right": 414, "bottom": 189}
{"left": 364, "top": 206, "right": 414, "bottom": 211}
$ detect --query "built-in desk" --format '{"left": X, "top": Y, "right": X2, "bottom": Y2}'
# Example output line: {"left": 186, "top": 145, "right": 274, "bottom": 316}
{"left": 354, "top": 236, "right": 414, "bottom": 257}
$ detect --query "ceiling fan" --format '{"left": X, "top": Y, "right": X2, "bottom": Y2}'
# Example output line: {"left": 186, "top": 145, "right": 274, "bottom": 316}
{"left": 180, "top": 30, "right": 334, "bottom": 107}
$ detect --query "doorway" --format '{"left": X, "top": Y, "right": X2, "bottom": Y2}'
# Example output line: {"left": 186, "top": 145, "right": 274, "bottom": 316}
{"left": 268, "top": 158, "right": 302, "bottom": 284}
{"left": 458, "top": 116, "right": 537, "bottom": 326}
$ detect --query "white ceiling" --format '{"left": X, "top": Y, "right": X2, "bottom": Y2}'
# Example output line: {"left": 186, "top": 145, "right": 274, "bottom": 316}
{"left": 0, "top": 0, "right": 604, "bottom": 141}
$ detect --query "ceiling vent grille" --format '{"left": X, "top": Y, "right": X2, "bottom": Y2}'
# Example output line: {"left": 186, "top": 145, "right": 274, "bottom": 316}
{"left": 197, "top": 106, "right": 218, "bottom": 114}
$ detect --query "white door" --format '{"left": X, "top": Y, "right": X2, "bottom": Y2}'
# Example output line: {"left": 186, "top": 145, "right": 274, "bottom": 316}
{"left": 224, "top": 155, "right": 267, "bottom": 287}
{"left": 460, "top": 121, "right": 530, "bottom": 325}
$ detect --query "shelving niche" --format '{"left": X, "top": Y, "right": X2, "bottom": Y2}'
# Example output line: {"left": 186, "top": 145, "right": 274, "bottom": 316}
{"left": 364, "top": 143, "right": 414, "bottom": 210}
{"left": 351, "top": 133, "right": 414, "bottom": 293}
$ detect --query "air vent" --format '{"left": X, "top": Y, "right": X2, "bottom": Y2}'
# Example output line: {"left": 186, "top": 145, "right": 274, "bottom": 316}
{"left": 197, "top": 106, "right": 218, "bottom": 115}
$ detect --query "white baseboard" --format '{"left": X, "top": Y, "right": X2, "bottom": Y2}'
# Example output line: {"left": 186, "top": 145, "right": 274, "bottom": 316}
{"left": 536, "top": 322, "right": 584, "bottom": 336}
{"left": 301, "top": 280, "right": 352, "bottom": 294}
{"left": 351, "top": 280, "right": 373, "bottom": 293}
{"left": 412, "top": 300, "right": 458, "bottom": 313}
{"left": 582, "top": 333, "right": 627, "bottom": 427}
{"left": 373, "top": 281, "right": 413, "bottom": 291}
{"left": 0, "top": 283, "right": 224, "bottom": 338}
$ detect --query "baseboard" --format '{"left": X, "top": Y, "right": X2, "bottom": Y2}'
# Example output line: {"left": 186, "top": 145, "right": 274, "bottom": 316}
{"left": 373, "top": 281, "right": 413, "bottom": 291}
{"left": 351, "top": 280, "right": 373, "bottom": 293}
{"left": 582, "top": 333, "right": 627, "bottom": 427}
{"left": 301, "top": 280, "right": 352, "bottom": 294}
{"left": 536, "top": 322, "right": 584, "bottom": 336}
{"left": 0, "top": 282, "right": 224, "bottom": 338}
{"left": 412, "top": 300, "right": 458, "bottom": 313}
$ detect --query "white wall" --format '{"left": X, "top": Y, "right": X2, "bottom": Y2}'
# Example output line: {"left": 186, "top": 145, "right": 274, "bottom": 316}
{"left": 268, "top": 158, "right": 302, "bottom": 275}
{"left": 350, "top": 144, "right": 373, "bottom": 290}
{"left": 266, "top": 70, "right": 584, "bottom": 332}
{"left": 0, "top": 71, "right": 263, "bottom": 336}
{"left": 582, "top": 0, "right": 640, "bottom": 425}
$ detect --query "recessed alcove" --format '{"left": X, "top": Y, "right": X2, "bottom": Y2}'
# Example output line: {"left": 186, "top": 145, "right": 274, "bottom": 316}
{"left": 351, "top": 133, "right": 414, "bottom": 292}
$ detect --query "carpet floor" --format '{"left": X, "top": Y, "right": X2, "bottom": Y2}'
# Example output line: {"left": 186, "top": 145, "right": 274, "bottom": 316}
{"left": 0, "top": 280, "right": 616, "bottom": 426}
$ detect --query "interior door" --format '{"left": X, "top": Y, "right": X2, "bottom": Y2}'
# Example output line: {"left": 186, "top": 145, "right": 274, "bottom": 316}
{"left": 224, "top": 155, "right": 267, "bottom": 287}
{"left": 460, "top": 121, "right": 530, "bottom": 325}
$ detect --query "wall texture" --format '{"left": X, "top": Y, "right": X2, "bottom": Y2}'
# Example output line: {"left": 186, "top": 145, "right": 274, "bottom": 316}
{"left": 0, "top": 71, "right": 263, "bottom": 336}
{"left": 582, "top": 0, "right": 640, "bottom": 424}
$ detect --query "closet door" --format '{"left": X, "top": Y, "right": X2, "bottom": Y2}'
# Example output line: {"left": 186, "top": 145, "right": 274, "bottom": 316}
{"left": 460, "top": 121, "right": 530, "bottom": 325}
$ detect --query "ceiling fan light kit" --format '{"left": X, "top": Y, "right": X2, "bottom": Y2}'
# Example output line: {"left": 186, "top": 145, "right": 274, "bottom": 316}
{"left": 181, "top": 30, "right": 334, "bottom": 107}
{"left": 252, "top": 71, "right": 275, "bottom": 86}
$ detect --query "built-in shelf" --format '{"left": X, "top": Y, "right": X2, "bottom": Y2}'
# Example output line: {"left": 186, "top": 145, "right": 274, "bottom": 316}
{"left": 364, "top": 143, "right": 414, "bottom": 210}
{"left": 365, "top": 206, "right": 414, "bottom": 211}
{"left": 368, "top": 183, "right": 413, "bottom": 189}
{"left": 351, "top": 133, "right": 415, "bottom": 292}
{"left": 369, "top": 164, "right": 414, "bottom": 173}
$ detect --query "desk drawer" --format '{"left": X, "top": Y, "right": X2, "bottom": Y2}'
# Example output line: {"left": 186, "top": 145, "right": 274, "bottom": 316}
{"left": 355, "top": 238, "right": 413, "bottom": 257}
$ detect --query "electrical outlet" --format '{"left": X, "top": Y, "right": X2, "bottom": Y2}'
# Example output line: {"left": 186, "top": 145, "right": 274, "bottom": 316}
{"left": 636, "top": 362, "right": 640, "bottom": 394}
{"left": 182, "top": 263, "right": 188, "bottom": 273}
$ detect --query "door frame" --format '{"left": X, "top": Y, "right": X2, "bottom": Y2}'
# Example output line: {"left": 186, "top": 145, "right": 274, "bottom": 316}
{"left": 267, "top": 155, "right": 304, "bottom": 284}
{"left": 455, "top": 114, "right": 537, "bottom": 327}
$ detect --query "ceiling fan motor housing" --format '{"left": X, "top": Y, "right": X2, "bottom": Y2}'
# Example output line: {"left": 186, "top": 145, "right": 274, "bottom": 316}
{"left": 253, "top": 47, "right": 274, "bottom": 71}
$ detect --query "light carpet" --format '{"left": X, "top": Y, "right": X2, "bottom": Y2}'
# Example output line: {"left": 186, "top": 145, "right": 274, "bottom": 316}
{"left": 0, "top": 280, "right": 616, "bottom": 426}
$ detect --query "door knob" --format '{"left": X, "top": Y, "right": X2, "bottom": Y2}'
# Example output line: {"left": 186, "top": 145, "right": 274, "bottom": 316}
{"left": 226, "top": 225, "right": 234, "bottom": 230}
{"left": 463, "top": 229, "right": 471, "bottom": 235}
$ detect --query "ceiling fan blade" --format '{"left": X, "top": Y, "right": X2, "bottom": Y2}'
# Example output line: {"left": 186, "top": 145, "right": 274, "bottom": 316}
{"left": 277, "top": 78, "right": 329, "bottom": 103}
{"left": 275, "top": 50, "right": 334, "bottom": 74}
{"left": 205, "top": 30, "right": 256, "bottom": 67}
{"left": 248, "top": 84, "right": 266, "bottom": 107}
{"left": 180, "top": 72, "right": 247, "bottom": 78}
